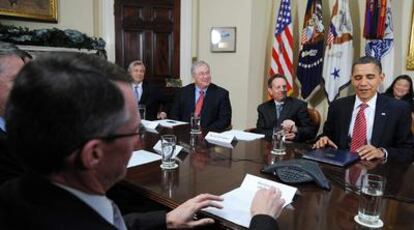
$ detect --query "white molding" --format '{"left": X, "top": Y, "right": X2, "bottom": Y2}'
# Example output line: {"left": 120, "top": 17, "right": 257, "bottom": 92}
{"left": 100, "top": 0, "right": 115, "bottom": 62}
{"left": 180, "top": 0, "right": 193, "bottom": 85}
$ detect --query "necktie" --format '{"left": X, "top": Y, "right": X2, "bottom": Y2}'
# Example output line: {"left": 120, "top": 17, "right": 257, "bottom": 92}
{"left": 134, "top": 85, "right": 140, "bottom": 103}
{"left": 194, "top": 90, "right": 204, "bottom": 117}
{"left": 111, "top": 201, "right": 127, "bottom": 230}
{"left": 350, "top": 103, "right": 368, "bottom": 152}
{"left": 276, "top": 104, "right": 283, "bottom": 120}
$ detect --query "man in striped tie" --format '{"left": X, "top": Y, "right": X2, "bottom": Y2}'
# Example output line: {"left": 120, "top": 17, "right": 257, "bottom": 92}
{"left": 170, "top": 60, "right": 232, "bottom": 132}
{"left": 314, "top": 56, "right": 413, "bottom": 162}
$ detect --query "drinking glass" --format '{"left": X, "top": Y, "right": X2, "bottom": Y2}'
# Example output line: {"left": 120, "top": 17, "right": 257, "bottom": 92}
{"left": 160, "top": 135, "right": 178, "bottom": 169}
{"left": 355, "top": 174, "right": 385, "bottom": 228}
{"left": 271, "top": 127, "right": 286, "bottom": 155}
{"left": 138, "top": 104, "right": 146, "bottom": 120}
{"left": 190, "top": 113, "right": 201, "bottom": 134}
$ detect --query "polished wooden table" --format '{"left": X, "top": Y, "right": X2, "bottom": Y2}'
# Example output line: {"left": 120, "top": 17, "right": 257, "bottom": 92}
{"left": 123, "top": 125, "right": 414, "bottom": 229}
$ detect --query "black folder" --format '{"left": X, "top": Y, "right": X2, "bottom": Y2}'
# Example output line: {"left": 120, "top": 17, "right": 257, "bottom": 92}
{"left": 302, "top": 148, "right": 360, "bottom": 167}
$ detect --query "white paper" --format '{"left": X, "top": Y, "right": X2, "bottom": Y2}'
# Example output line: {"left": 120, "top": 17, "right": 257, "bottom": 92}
{"left": 141, "top": 120, "right": 160, "bottom": 133}
{"left": 158, "top": 119, "right": 188, "bottom": 128}
{"left": 127, "top": 150, "right": 162, "bottom": 168}
{"left": 221, "top": 129, "right": 265, "bottom": 141}
{"left": 153, "top": 140, "right": 183, "bottom": 159}
{"left": 205, "top": 131, "right": 234, "bottom": 148}
{"left": 204, "top": 174, "right": 297, "bottom": 228}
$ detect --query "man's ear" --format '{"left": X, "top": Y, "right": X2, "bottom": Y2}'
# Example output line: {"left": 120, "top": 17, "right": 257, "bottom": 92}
{"left": 78, "top": 140, "right": 104, "bottom": 170}
{"left": 380, "top": 73, "right": 385, "bottom": 82}
{"left": 267, "top": 88, "right": 273, "bottom": 97}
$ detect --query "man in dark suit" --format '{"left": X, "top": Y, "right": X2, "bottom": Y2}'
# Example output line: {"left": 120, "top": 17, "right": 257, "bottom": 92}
{"left": 314, "top": 56, "right": 413, "bottom": 162}
{"left": 170, "top": 60, "right": 232, "bottom": 132}
{"left": 256, "top": 74, "right": 317, "bottom": 142}
{"left": 0, "top": 42, "right": 29, "bottom": 186}
{"left": 128, "top": 60, "right": 167, "bottom": 120}
{"left": 0, "top": 53, "right": 285, "bottom": 230}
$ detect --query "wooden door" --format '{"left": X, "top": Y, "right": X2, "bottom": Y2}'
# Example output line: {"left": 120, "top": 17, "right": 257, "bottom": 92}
{"left": 115, "top": 0, "right": 180, "bottom": 87}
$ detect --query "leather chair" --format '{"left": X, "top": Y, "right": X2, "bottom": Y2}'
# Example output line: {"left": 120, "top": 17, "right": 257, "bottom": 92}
{"left": 307, "top": 107, "right": 321, "bottom": 130}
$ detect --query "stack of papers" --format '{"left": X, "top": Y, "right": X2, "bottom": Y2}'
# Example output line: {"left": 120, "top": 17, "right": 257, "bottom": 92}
{"left": 204, "top": 174, "right": 297, "bottom": 228}
{"left": 127, "top": 150, "right": 162, "bottom": 168}
{"left": 221, "top": 129, "right": 265, "bottom": 141}
{"left": 158, "top": 119, "right": 188, "bottom": 128}
{"left": 205, "top": 131, "right": 235, "bottom": 148}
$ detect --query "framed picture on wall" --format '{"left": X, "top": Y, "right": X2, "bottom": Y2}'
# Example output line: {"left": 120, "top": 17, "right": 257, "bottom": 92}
{"left": 0, "top": 0, "right": 58, "bottom": 22}
{"left": 210, "top": 27, "right": 236, "bottom": 53}
{"left": 407, "top": 5, "right": 414, "bottom": 70}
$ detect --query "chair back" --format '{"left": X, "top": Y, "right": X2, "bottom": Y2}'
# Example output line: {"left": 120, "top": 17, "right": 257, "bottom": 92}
{"left": 307, "top": 107, "right": 321, "bottom": 130}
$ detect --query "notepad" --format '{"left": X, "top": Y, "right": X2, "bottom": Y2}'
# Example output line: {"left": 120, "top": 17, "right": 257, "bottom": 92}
{"left": 302, "top": 148, "right": 360, "bottom": 167}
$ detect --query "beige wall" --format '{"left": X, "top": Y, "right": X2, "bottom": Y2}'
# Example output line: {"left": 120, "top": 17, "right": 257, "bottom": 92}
{"left": 0, "top": 0, "right": 97, "bottom": 37}
{"left": 1, "top": 0, "right": 413, "bottom": 130}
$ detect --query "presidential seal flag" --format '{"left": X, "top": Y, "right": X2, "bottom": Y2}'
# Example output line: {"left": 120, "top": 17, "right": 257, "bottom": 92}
{"left": 297, "top": 0, "right": 325, "bottom": 100}
{"left": 364, "top": 0, "right": 394, "bottom": 91}
{"left": 269, "top": 0, "right": 294, "bottom": 95}
{"left": 322, "top": 0, "right": 353, "bottom": 103}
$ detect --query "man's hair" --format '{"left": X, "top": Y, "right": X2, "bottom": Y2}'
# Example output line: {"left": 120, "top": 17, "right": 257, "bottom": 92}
{"left": 6, "top": 52, "right": 131, "bottom": 175}
{"left": 267, "top": 74, "right": 288, "bottom": 88}
{"left": 0, "top": 42, "right": 31, "bottom": 76}
{"left": 191, "top": 60, "right": 210, "bottom": 76}
{"left": 127, "top": 60, "right": 145, "bottom": 72}
{"left": 352, "top": 56, "right": 382, "bottom": 74}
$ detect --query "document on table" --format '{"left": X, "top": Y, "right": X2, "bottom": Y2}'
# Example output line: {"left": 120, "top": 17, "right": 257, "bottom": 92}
{"left": 221, "top": 129, "right": 265, "bottom": 141}
{"left": 205, "top": 131, "right": 234, "bottom": 148}
{"left": 127, "top": 150, "right": 162, "bottom": 168}
{"left": 153, "top": 140, "right": 183, "bottom": 159}
{"left": 140, "top": 120, "right": 160, "bottom": 133}
{"left": 158, "top": 119, "right": 188, "bottom": 128}
{"left": 203, "top": 174, "right": 297, "bottom": 228}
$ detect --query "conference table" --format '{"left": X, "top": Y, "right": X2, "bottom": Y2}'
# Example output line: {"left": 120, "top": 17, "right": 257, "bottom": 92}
{"left": 123, "top": 125, "right": 414, "bottom": 229}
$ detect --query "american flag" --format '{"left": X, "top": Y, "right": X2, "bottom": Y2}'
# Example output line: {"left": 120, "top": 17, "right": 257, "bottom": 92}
{"left": 269, "top": 0, "right": 293, "bottom": 94}
{"left": 327, "top": 23, "right": 337, "bottom": 46}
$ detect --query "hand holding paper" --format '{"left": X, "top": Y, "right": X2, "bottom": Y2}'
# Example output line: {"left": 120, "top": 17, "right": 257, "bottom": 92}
{"left": 251, "top": 187, "right": 285, "bottom": 219}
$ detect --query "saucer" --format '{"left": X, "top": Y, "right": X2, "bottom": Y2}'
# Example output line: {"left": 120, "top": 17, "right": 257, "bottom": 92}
{"left": 354, "top": 215, "right": 384, "bottom": 228}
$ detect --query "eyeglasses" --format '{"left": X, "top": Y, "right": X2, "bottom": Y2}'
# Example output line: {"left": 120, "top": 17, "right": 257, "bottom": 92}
{"left": 98, "top": 123, "right": 146, "bottom": 141}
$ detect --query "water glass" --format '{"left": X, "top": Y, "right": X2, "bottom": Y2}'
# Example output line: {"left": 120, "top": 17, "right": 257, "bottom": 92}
{"left": 138, "top": 104, "right": 146, "bottom": 120}
{"left": 271, "top": 127, "right": 286, "bottom": 155}
{"left": 160, "top": 135, "right": 178, "bottom": 169}
{"left": 190, "top": 113, "right": 201, "bottom": 134}
{"left": 356, "top": 174, "right": 385, "bottom": 227}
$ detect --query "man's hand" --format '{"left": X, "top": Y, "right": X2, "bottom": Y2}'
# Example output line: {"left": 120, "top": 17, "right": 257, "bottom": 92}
{"left": 157, "top": 112, "right": 167, "bottom": 119}
{"left": 166, "top": 193, "right": 223, "bottom": 229}
{"left": 313, "top": 136, "right": 338, "bottom": 149}
{"left": 281, "top": 119, "right": 297, "bottom": 141}
{"left": 356, "top": 145, "right": 385, "bottom": 161}
{"left": 251, "top": 187, "right": 285, "bottom": 220}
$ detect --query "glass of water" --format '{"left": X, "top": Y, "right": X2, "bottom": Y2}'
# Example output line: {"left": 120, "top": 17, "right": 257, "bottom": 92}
{"left": 271, "top": 126, "right": 286, "bottom": 155}
{"left": 160, "top": 135, "right": 178, "bottom": 169}
{"left": 355, "top": 174, "right": 386, "bottom": 228}
{"left": 138, "top": 104, "right": 146, "bottom": 120}
{"left": 190, "top": 113, "right": 201, "bottom": 134}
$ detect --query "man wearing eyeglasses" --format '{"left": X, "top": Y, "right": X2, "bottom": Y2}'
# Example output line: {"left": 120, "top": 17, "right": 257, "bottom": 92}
{"left": 0, "top": 42, "right": 31, "bottom": 186}
{"left": 0, "top": 53, "right": 285, "bottom": 230}
{"left": 256, "top": 74, "right": 317, "bottom": 142}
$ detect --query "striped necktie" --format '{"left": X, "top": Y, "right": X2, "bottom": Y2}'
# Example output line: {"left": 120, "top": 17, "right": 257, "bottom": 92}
{"left": 194, "top": 90, "right": 204, "bottom": 117}
{"left": 350, "top": 103, "right": 368, "bottom": 152}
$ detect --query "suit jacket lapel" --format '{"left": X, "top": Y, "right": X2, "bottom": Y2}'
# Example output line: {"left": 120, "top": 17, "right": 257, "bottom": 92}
{"left": 339, "top": 96, "right": 355, "bottom": 147}
{"left": 371, "top": 95, "right": 387, "bottom": 145}
{"left": 140, "top": 83, "right": 148, "bottom": 104}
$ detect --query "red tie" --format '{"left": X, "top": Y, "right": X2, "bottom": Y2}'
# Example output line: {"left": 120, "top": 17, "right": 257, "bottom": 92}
{"left": 194, "top": 90, "right": 204, "bottom": 117}
{"left": 350, "top": 103, "right": 368, "bottom": 152}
